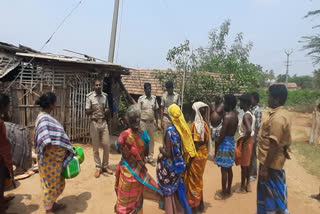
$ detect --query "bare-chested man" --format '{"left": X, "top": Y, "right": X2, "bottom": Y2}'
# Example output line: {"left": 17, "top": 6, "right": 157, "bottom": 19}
{"left": 210, "top": 96, "right": 224, "bottom": 152}
{"left": 214, "top": 95, "right": 238, "bottom": 200}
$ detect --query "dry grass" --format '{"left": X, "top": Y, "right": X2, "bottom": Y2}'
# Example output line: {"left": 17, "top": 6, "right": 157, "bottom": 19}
{"left": 291, "top": 141, "right": 320, "bottom": 179}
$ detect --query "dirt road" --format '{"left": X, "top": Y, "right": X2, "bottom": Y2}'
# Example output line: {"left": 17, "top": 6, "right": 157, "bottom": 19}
{"left": 6, "top": 112, "right": 320, "bottom": 214}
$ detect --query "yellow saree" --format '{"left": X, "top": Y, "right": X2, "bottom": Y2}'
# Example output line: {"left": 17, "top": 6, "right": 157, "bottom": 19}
{"left": 184, "top": 121, "right": 209, "bottom": 208}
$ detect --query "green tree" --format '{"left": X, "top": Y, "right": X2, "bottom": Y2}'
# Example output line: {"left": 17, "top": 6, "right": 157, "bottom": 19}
{"left": 313, "top": 69, "right": 320, "bottom": 89}
{"left": 155, "top": 20, "right": 265, "bottom": 105}
{"left": 257, "top": 69, "right": 275, "bottom": 87}
{"left": 301, "top": 10, "right": 320, "bottom": 64}
{"left": 290, "top": 75, "right": 313, "bottom": 89}
{"left": 276, "top": 74, "right": 313, "bottom": 89}
{"left": 276, "top": 74, "right": 288, "bottom": 83}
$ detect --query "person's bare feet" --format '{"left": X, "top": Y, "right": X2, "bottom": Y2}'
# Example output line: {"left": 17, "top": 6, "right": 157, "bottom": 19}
{"left": 102, "top": 168, "right": 113, "bottom": 175}
{"left": 235, "top": 186, "right": 247, "bottom": 194}
{"left": 214, "top": 191, "right": 231, "bottom": 200}
{"left": 94, "top": 169, "right": 101, "bottom": 178}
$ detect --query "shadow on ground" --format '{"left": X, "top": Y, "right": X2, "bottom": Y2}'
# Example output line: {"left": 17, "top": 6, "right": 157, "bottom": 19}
{"left": 203, "top": 201, "right": 212, "bottom": 212}
{"left": 6, "top": 194, "right": 39, "bottom": 214}
{"left": 56, "top": 191, "right": 92, "bottom": 214}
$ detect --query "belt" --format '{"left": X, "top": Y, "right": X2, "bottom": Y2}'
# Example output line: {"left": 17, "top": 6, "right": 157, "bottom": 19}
{"left": 141, "top": 119, "right": 154, "bottom": 123}
{"left": 91, "top": 118, "right": 105, "bottom": 123}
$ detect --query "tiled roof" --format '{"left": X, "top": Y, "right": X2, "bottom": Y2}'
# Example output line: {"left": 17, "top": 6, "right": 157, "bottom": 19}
{"left": 121, "top": 69, "right": 227, "bottom": 97}
{"left": 272, "top": 82, "right": 299, "bottom": 88}
{"left": 122, "top": 69, "right": 165, "bottom": 96}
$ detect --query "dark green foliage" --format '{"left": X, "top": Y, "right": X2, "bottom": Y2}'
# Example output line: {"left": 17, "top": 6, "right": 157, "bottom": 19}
{"left": 276, "top": 74, "right": 313, "bottom": 89}
{"left": 253, "top": 89, "right": 320, "bottom": 112}
{"left": 313, "top": 69, "right": 320, "bottom": 89}
{"left": 290, "top": 75, "right": 313, "bottom": 89}
{"left": 155, "top": 20, "right": 265, "bottom": 105}
{"left": 301, "top": 9, "right": 320, "bottom": 65}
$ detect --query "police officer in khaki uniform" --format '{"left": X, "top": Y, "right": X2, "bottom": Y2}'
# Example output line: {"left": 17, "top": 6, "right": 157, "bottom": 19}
{"left": 161, "top": 81, "right": 181, "bottom": 132}
{"left": 137, "top": 83, "right": 159, "bottom": 167}
{"left": 85, "top": 79, "right": 113, "bottom": 178}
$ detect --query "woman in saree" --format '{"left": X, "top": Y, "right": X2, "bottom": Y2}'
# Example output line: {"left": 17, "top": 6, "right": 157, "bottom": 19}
{"left": 34, "top": 92, "right": 74, "bottom": 213}
{"left": 156, "top": 104, "right": 196, "bottom": 214}
{"left": 114, "top": 104, "right": 163, "bottom": 214}
{"left": 184, "top": 102, "right": 209, "bottom": 213}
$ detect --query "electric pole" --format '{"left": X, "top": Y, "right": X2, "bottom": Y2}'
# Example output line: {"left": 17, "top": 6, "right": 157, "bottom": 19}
{"left": 108, "top": 0, "right": 120, "bottom": 63}
{"left": 285, "top": 50, "right": 293, "bottom": 88}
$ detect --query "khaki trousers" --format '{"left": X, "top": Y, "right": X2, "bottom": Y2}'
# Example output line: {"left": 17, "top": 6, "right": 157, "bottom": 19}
{"left": 140, "top": 120, "right": 155, "bottom": 159}
{"left": 90, "top": 121, "right": 110, "bottom": 170}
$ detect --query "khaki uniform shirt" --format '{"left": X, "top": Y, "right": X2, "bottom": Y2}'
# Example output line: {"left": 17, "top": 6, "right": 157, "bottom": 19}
{"left": 161, "top": 91, "right": 181, "bottom": 115}
{"left": 138, "top": 95, "right": 159, "bottom": 121}
{"left": 85, "top": 91, "right": 108, "bottom": 119}
{"left": 258, "top": 106, "right": 292, "bottom": 170}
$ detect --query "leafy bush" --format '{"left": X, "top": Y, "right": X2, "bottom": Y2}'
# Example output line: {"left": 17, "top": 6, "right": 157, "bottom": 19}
{"left": 253, "top": 89, "right": 320, "bottom": 112}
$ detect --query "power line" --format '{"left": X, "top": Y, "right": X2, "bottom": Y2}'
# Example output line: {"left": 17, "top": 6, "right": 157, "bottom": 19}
{"left": 41, "top": 0, "right": 83, "bottom": 51}
{"left": 4, "top": 0, "right": 83, "bottom": 93}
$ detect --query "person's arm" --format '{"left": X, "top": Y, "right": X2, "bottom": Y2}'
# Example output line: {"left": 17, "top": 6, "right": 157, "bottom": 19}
{"left": 154, "top": 98, "right": 159, "bottom": 128}
{"left": 160, "top": 95, "right": 165, "bottom": 129}
{"left": 243, "top": 113, "right": 252, "bottom": 140}
{"left": 210, "top": 102, "right": 216, "bottom": 113}
{"left": 104, "top": 97, "right": 110, "bottom": 119}
{"left": 254, "top": 110, "right": 262, "bottom": 137}
{"left": 216, "top": 103, "right": 224, "bottom": 115}
{"left": 260, "top": 116, "right": 287, "bottom": 181}
{"left": 177, "top": 94, "right": 181, "bottom": 108}
{"left": 85, "top": 97, "right": 98, "bottom": 116}
{"left": 137, "top": 97, "right": 142, "bottom": 110}
{"left": 161, "top": 106, "right": 164, "bottom": 121}
{"left": 215, "top": 115, "right": 229, "bottom": 155}
{"left": 259, "top": 139, "right": 277, "bottom": 181}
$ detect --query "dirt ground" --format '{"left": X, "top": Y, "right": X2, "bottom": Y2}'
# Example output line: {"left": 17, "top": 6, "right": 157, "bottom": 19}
{"left": 5, "top": 112, "right": 320, "bottom": 214}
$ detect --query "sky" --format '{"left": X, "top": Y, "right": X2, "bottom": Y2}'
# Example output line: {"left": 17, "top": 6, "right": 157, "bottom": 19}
{"left": 1, "top": 0, "right": 320, "bottom": 76}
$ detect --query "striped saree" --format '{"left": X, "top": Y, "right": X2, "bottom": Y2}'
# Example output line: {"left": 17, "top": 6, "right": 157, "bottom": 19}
{"left": 34, "top": 112, "right": 74, "bottom": 211}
